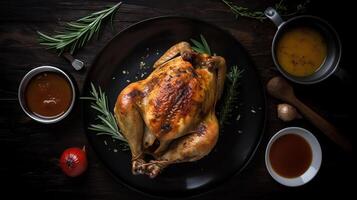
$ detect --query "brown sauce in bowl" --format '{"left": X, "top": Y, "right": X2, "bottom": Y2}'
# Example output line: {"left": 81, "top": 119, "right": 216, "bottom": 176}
{"left": 25, "top": 72, "right": 72, "bottom": 118}
{"left": 269, "top": 134, "right": 312, "bottom": 178}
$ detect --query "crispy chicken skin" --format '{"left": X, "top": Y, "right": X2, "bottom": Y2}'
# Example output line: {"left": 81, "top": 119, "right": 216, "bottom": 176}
{"left": 114, "top": 42, "right": 226, "bottom": 178}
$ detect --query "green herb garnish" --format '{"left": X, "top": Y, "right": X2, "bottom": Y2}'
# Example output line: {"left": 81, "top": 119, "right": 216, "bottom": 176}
{"left": 219, "top": 66, "right": 243, "bottom": 126}
{"left": 222, "top": 0, "right": 309, "bottom": 21}
{"left": 190, "top": 34, "right": 212, "bottom": 55}
{"left": 84, "top": 83, "right": 128, "bottom": 150}
{"left": 37, "top": 2, "right": 122, "bottom": 55}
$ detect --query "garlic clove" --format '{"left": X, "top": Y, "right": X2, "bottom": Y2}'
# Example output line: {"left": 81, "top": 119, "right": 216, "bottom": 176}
{"left": 277, "top": 103, "right": 302, "bottom": 122}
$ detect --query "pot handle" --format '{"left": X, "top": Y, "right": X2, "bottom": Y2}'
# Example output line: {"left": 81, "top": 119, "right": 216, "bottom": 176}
{"left": 264, "top": 7, "right": 284, "bottom": 28}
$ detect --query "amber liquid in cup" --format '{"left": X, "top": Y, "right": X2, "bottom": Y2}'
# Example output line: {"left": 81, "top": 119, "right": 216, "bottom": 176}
{"left": 269, "top": 133, "right": 312, "bottom": 178}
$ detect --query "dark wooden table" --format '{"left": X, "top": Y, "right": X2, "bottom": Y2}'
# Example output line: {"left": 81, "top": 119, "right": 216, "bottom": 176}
{"left": 1, "top": 0, "right": 355, "bottom": 199}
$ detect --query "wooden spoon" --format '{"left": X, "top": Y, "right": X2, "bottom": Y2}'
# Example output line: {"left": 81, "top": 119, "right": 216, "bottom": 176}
{"left": 267, "top": 76, "right": 352, "bottom": 152}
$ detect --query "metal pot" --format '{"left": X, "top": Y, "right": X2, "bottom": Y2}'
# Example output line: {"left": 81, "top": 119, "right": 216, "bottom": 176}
{"left": 265, "top": 7, "right": 343, "bottom": 84}
{"left": 18, "top": 66, "right": 76, "bottom": 124}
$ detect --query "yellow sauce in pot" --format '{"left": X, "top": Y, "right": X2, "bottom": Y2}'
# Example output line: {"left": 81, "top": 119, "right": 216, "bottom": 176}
{"left": 276, "top": 27, "right": 327, "bottom": 77}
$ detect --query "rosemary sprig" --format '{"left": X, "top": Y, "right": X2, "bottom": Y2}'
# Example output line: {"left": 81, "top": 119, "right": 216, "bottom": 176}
{"left": 84, "top": 83, "right": 128, "bottom": 149}
{"left": 222, "top": 0, "right": 309, "bottom": 21}
{"left": 219, "top": 66, "right": 243, "bottom": 126}
{"left": 190, "top": 34, "right": 212, "bottom": 55}
{"left": 37, "top": 2, "right": 122, "bottom": 55}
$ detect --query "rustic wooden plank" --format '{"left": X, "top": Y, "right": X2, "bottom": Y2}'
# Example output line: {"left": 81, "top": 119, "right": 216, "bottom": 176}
{"left": 0, "top": 0, "right": 355, "bottom": 199}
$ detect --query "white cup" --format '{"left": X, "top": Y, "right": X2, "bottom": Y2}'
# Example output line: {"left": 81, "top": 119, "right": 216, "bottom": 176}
{"left": 265, "top": 127, "right": 322, "bottom": 187}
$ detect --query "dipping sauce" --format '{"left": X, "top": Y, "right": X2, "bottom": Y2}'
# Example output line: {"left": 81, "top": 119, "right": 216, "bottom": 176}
{"left": 25, "top": 72, "right": 72, "bottom": 118}
{"left": 269, "top": 134, "right": 312, "bottom": 178}
{"left": 276, "top": 27, "right": 327, "bottom": 77}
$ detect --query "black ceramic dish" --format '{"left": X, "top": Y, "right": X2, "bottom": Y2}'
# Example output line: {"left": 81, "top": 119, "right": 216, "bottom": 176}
{"left": 82, "top": 16, "right": 266, "bottom": 197}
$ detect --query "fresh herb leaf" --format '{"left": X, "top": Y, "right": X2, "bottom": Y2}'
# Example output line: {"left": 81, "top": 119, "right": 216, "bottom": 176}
{"left": 85, "top": 83, "right": 128, "bottom": 150}
{"left": 222, "top": 0, "right": 265, "bottom": 21}
{"left": 190, "top": 34, "right": 211, "bottom": 55}
{"left": 222, "top": 0, "right": 309, "bottom": 21}
{"left": 37, "top": 2, "right": 122, "bottom": 55}
{"left": 219, "top": 66, "right": 243, "bottom": 127}
{"left": 200, "top": 35, "right": 212, "bottom": 55}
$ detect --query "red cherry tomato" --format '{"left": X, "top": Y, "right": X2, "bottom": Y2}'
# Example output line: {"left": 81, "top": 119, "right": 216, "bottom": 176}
{"left": 59, "top": 147, "right": 88, "bottom": 177}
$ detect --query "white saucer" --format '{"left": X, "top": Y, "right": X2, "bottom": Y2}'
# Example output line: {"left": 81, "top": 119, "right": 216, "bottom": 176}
{"left": 265, "top": 127, "right": 322, "bottom": 187}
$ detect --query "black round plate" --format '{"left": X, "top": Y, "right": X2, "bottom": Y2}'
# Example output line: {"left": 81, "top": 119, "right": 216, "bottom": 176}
{"left": 83, "top": 16, "right": 266, "bottom": 197}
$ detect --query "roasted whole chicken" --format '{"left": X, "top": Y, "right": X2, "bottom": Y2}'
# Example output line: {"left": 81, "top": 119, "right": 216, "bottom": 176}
{"left": 114, "top": 42, "right": 226, "bottom": 178}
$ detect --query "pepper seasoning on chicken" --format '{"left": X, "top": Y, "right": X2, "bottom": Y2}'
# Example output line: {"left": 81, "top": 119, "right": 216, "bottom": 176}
{"left": 114, "top": 42, "right": 226, "bottom": 178}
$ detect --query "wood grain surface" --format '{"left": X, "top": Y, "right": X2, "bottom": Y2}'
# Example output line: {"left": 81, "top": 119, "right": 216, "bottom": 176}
{"left": 0, "top": 0, "right": 355, "bottom": 199}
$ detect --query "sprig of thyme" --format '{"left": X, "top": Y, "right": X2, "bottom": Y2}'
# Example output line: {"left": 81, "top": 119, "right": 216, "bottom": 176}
{"left": 222, "top": 0, "right": 309, "bottom": 21}
{"left": 190, "top": 34, "right": 212, "bottom": 55}
{"left": 222, "top": 0, "right": 266, "bottom": 21}
{"left": 219, "top": 66, "right": 243, "bottom": 126}
{"left": 83, "top": 83, "right": 128, "bottom": 150}
{"left": 37, "top": 2, "right": 122, "bottom": 55}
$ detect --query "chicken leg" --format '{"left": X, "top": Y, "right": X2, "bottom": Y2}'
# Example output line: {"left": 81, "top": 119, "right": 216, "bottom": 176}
{"left": 142, "top": 111, "right": 219, "bottom": 178}
{"left": 114, "top": 84, "right": 146, "bottom": 174}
